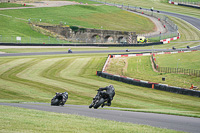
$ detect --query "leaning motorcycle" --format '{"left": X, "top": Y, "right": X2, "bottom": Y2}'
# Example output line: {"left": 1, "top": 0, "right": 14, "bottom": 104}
{"left": 68, "top": 49, "right": 72, "bottom": 53}
{"left": 51, "top": 92, "right": 68, "bottom": 106}
{"left": 89, "top": 90, "right": 109, "bottom": 109}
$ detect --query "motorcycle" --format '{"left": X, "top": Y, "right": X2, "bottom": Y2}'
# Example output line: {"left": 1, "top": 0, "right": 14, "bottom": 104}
{"left": 68, "top": 49, "right": 72, "bottom": 53}
{"left": 51, "top": 92, "right": 68, "bottom": 106}
{"left": 172, "top": 47, "right": 176, "bottom": 50}
{"left": 89, "top": 90, "right": 109, "bottom": 109}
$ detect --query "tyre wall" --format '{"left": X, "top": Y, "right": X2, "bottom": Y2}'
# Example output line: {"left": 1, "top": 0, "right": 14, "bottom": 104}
{"left": 97, "top": 52, "right": 200, "bottom": 97}
{"left": 97, "top": 71, "right": 200, "bottom": 97}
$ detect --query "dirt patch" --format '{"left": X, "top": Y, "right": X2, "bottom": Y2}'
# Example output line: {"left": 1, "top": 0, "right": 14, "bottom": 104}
{"left": 16, "top": 1, "right": 79, "bottom": 7}
{"left": 150, "top": 56, "right": 159, "bottom": 73}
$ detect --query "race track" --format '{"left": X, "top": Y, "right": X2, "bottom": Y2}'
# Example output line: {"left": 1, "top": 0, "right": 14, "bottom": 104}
{"left": 160, "top": 11, "right": 200, "bottom": 31}
{"left": 1, "top": 2, "right": 200, "bottom": 133}
{"left": 1, "top": 102, "right": 200, "bottom": 133}
{"left": 0, "top": 45, "right": 200, "bottom": 57}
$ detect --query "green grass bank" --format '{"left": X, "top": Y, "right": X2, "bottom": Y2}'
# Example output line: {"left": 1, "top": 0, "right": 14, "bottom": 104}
{"left": 0, "top": 54, "right": 200, "bottom": 118}
{"left": 0, "top": 105, "right": 184, "bottom": 133}
{"left": 0, "top": 4, "right": 155, "bottom": 35}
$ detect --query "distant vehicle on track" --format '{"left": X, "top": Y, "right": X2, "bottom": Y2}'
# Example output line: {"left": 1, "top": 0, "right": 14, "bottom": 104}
{"left": 68, "top": 48, "right": 72, "bottom": 53}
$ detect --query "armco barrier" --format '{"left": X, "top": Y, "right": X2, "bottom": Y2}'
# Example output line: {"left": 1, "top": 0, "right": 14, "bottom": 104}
{"left": 160, "top": 34, "right": 180, "bottom": 44}
{"left": 0, "top": 42, "right": 163, "bottom": 47}
{"left": 97, "top": 52, "right": 200, "bottom": 97}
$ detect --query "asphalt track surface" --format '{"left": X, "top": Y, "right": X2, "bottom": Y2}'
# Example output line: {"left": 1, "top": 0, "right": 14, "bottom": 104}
{"left": 0, "top": 49, "right": 164, "bottom": 57}
{"left": 0, "top": 46, "right": 200, "bottom": 57}
{"left": 114, "top": 4, "right": 200, "bottom": 31}
{"left": 160, "top": 11, "right": 200, "bottom": 31}
{"left": 123, "top": 6, "right": 200, "bottom": 31}
{"left": 1, "top": 102, "right": 200, "bottom": 133}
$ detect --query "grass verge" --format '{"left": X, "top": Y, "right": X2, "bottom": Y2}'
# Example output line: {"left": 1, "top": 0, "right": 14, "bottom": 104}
{"left": 0, "top": 3, "right": 32, "bottom": 8}
{"left": 0, "top": 105, "right": 184, "bottom": 133}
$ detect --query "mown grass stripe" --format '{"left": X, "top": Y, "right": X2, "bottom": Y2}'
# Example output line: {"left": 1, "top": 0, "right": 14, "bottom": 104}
{"left": 0, "top": 58, "right": 67, "bottom": 100}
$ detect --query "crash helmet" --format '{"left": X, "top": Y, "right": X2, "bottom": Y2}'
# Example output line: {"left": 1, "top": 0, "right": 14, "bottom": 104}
{"left": 109, "top": 85, "right": 114, "bottom": 89}
{"left": 63, "top": 92, "right": 68, "bottom": 96}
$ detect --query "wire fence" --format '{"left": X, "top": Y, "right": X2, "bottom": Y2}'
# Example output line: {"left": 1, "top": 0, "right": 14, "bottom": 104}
{"left": 151, "top": 54, "right": 200, "bottom": 77}
{"left": 158, "top": 67, "right": 200, "bottom": 77}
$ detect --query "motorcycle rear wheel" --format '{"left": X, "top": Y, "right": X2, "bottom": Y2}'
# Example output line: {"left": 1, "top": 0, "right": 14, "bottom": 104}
{"left": 94, "top": 98, "right": 104, "bottom": 109}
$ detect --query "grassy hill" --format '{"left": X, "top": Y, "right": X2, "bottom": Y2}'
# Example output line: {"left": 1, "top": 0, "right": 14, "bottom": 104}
{"left": 0, "top": 4, "right": 155, "bottom": 36}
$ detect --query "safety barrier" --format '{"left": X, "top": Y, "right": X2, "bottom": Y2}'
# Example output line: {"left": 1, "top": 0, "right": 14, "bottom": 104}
{"left": 160, "top": 35, "right": 180, "bottom": 44}
{"left": 97, "top": 52, "right": 200, "bottom": 97}
{"left": 169, "top": 1, "right": 200, "bottom": 9}
{"left": 97, "top": 71, "right": 200, "bottom": 97}
{"left": 0, "top": 42, "right": 163, "bottom": 47}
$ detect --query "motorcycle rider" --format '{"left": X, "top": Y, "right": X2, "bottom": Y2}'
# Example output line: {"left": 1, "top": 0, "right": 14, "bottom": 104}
{"left": 61, "top": 92, "right": 68, "bottom": 105}
{"left": 54, "top": 92, "right": 68, "bottom": 106}
{"left": 98, "top": 85, "right": 115, "bottom": 107}
{"left": 68, "top": 48, "right": 72, "bottom": 53}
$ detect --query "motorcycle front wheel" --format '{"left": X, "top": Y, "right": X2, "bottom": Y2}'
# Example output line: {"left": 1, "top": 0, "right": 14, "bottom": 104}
{"left": 51, "top": 99, "right": 59, "bottom": 106}
{"left": 94, "top": 98, "right": 104, "bottom": 109}
{"left": 89, "top": 104, "right": 93, "bottom": 108}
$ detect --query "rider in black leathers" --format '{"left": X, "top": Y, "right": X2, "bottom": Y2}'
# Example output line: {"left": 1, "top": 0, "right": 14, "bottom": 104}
{"left": 98, "top": 85, "right": 115, "bottom": 107}
{"left": 54, "top": 92, "right": 68, "bottom": 105}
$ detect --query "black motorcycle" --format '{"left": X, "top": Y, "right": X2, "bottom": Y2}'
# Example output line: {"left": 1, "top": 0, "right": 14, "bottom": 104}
{"left": 89, "top": 90, "right": 109, "bottom": 109}
{"left": 68, "top": 49, "right": 72, "bottom": 53}
{"left": 51, "top": 92, "right": 68, "bottom": 106}
{"left": 172, "top": 47, "right": 176, "bottom": 50}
